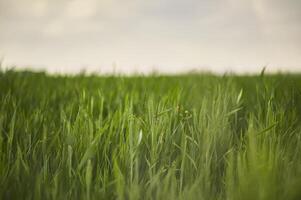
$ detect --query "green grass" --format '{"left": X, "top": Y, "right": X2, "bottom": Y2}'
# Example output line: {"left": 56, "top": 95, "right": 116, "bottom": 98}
{"left": 1, "top": 69, "right": 301, "bottom": 200}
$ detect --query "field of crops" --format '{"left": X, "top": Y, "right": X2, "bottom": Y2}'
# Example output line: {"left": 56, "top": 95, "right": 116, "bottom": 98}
{"left": 1, "top": 70, "right": 301, "bottom": 200}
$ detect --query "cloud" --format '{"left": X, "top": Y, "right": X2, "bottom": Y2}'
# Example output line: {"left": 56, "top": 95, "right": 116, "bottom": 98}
{"left": 64, "top": 0, "right": 98, "bottom": 19}
{"left": 0, "top": 0, "right": 300, "bottom": 73}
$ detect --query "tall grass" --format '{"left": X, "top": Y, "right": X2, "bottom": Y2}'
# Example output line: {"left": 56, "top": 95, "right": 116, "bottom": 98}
{"left": 0, "top": 70, "right": 301, "bottom": 199}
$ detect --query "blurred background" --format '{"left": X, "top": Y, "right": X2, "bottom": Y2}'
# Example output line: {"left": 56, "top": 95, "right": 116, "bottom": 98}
{"left": 0, "top": 0, "right": 300, "bottom": 74}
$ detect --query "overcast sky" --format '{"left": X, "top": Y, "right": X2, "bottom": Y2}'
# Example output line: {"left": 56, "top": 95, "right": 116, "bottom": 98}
{"left": 0, "top": 0, "right": 300, "bottom": 74}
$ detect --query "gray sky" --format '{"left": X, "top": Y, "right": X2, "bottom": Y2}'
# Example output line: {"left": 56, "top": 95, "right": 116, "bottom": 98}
{"left": 0, "top": 0, "right": 300, "bottom": 74}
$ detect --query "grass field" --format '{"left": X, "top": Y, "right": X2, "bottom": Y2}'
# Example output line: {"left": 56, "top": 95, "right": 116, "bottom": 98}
{"left": 1, "top": 69, "right": 301, "bottom": 200}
